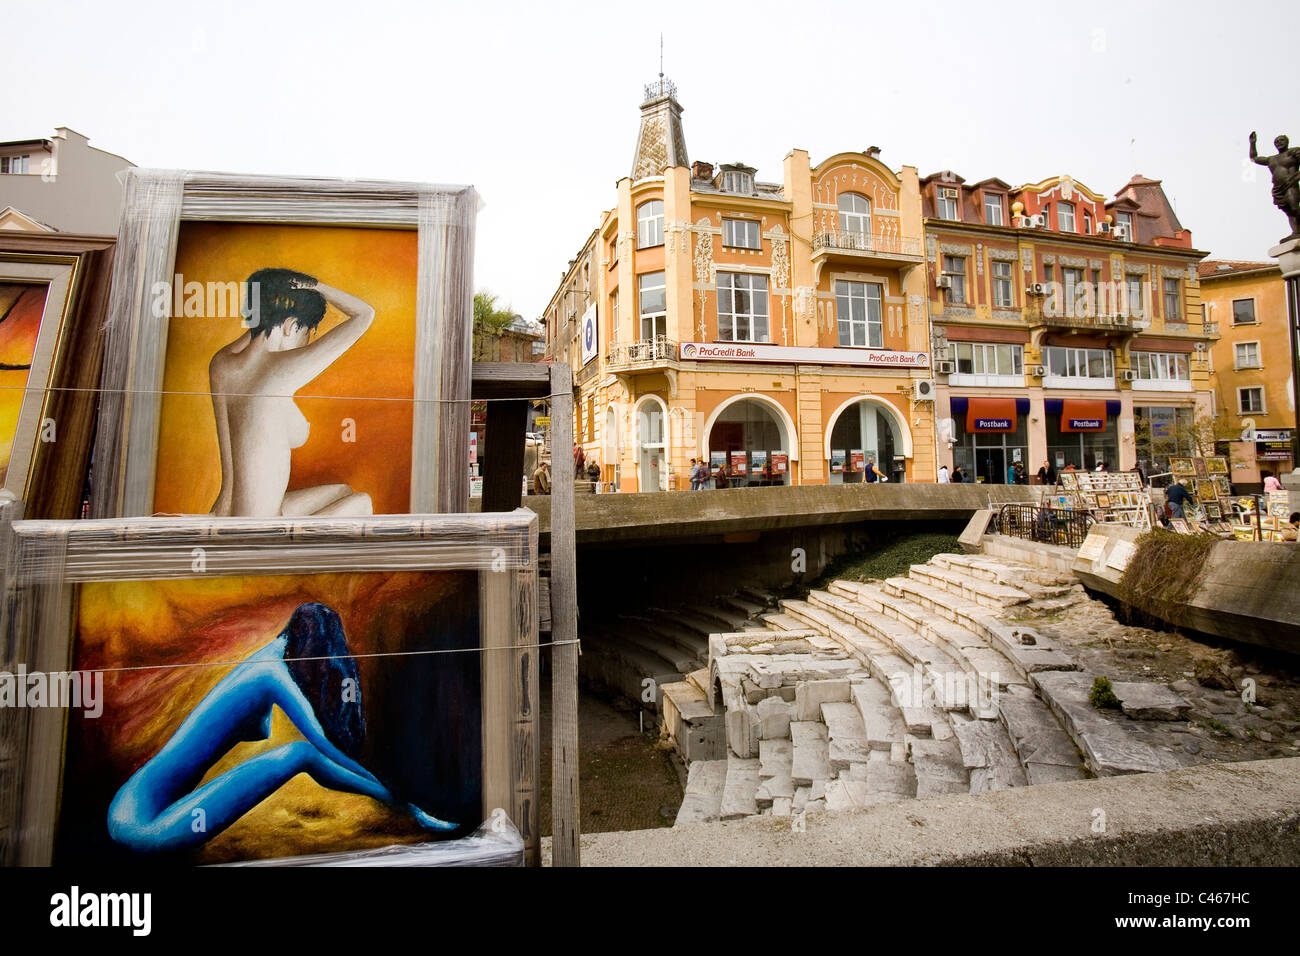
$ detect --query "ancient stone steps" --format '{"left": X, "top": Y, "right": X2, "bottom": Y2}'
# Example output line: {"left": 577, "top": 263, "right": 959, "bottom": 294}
{"left": 903, "top": 563, "right": 1032, "bottom": 609}
{"left": 599, "top": 619, "right": 702, "bottom": 674}
{"left": 673, "top": 759, "right": 728, "bottom": 827}
{"left": 951, "top": 713, "right": 1029, "bottom": 792}
{"left": 996, "top": 686, "right": 1090, "bottom": 785}
{"left": 720, "top": 754, "right": 761, "bottom": 820}
{"left": 660, "top": 677, "right": 725, "bottom": 763}
{"left": 719, "top": 594, "right": 768, "bottom": 618}
{"left": 683, "top": 602, "right": 753, "bottom": 634}
{"left": 578, "top": 626, "right": 683, "bottom": 707}
{"left": 929, "top": 551, "right": 1075, "bottom": 589}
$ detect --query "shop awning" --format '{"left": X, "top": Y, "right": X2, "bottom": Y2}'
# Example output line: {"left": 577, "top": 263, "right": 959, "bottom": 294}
{"left": 1060, "top": 399, "right": 1107, "bottom": 432}
{"left": 964, "top": 397, "right": 1018, "bottom": 433}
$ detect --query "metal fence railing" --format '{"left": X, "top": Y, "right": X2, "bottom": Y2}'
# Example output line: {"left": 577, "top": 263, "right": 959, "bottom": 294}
{"left": 993, "top": 503, "right": 1096, "bottom": 549}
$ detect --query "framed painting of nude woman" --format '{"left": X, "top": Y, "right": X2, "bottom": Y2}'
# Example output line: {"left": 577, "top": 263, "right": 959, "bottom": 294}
{"left": 0, "top": 510, "right": 538, "bottom": 866}
{"left": 90, "top": 169, "right": 477, "bottom": 520}
{"left": 0, "top": 234, "right": 115, "bottom": 518}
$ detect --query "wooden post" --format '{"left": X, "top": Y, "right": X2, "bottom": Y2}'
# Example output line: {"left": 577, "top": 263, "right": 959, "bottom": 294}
{"left": 548, "top": 361, "right": 580, "bottom": 866}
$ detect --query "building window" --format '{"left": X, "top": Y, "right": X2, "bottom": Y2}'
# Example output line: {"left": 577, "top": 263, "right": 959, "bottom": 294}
{"left": 721, "top": 170, "right": 753, "bottom": 194}
{"left": 1058, "top": 202, "right": 1076, "bottom": 233}
{"left": 609, "top": 289, "right": 619, "bottom": 345}
{"left": 942, "top": 255, "right": 967, "bottom": 304}
{"left": 1125, "top": 275, "right": 1145, "bottom": 317}
{"left": 636, "top": 200, "right": 664, "bottom": 249}
{"left": 838, "top": 192, "right": 872, "bottom": 237}
{"left": 716, "top": 272, "right": 769, "bottom": 342}
{"left": 1132, "top": 351, "right": 1190, "bottom": 380}
{"left": 0, "top": 155, "right": 29, "bottom": 174}
{"left": 1115, "top": 211, "right": 1133, "bottom": 238}
{"left": 639, "top": 271, "right": 666, "bottom": 340}
{"left": 1043, "top": 346, "right": 1114, "bottom": 379}
{"left": 723, "top": 218, "right": 761, "bottom": 250}
{"left": 1163, "top": 278, "right": 1181, "bottom": 320}
{"left": 992, "top": 260, "right": 1014, "bottom": 307}
{"left": 954, "top": 342, "right": 1023, "bottom": 376}
{"left": 1040, "top": 202, "right": 1050, "bottom": 228}
{"left": 984, "top": 193, "right": 1003, "bottom": 226}
{"left": 835, "top": 280, "right": 883, "bottom": 348}
{"left": 1043, "top": 263, "right": 1054, "bottom": 285}
{"left": 1235, "top": 341, "right": 1261, "bottom": 369}
{"left": 1083, "top": 209, "right": 1093, "bottom": 234}
{"left": 937, "top": 188, "right": 959, "bottom": 221}
{"left": 1239, "top": 387, "right": 1265, "bottom": 414}
{"left": 1062, "top": 267, "right": 1084, "bottom": 310}
{"left": 608, "top": 236, "right": 618, "bottom": 268}
{"left": 1232, "top": 298, "right": 1257, "bottom": 325}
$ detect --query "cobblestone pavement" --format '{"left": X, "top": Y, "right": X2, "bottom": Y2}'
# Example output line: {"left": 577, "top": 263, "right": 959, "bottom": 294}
{"left": 539, "top": 680, "right": 682, "bottom": 837}
{"left": 1011, "top": 587, "right": 1300, "bottom": 765}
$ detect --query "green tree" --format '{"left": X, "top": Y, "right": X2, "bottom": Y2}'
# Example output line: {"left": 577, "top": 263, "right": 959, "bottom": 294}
{"left": 473, "top": 290, "right": 520, "bottom": 361}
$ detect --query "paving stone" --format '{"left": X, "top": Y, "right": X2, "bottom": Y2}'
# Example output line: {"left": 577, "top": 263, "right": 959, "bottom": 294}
{"left": 756, "top": 696, "right": 794, "bottom": 740}
{"left": 719, "top": 755, "right": 761, "bottom": 820}
{"left": 998, "top": 694, "right": 1088, "bottom": 771}
{"left": 851, "top": 679, "right": 905, "bottom": 751}
{"left": 759, "top": 737, "right": 792, "bottom": 775}
{"left": 821, "top": 701, "right": 872, "bottom": 772}
{"left": 1112, "top": 681, "right": 1192, "bottom": 721}
{"left": 1032, "top": 672, "right": 1185, "bottom": 776}
{"left": 674, "top": 759, "right": 728, "bottom": 826}
{"left": 795, "top": 678, "right": 852, "bottom": 720}
{"left": 910, "top": 738, "right": 970, "bottom": 797}
{"left": 790, "top": 721, "right": 831, "bottom": 786}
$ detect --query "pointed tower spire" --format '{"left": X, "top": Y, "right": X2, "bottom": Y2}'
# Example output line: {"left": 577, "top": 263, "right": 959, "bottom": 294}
{"left": 631, "top": 69, "right": 688, "bottom": 181}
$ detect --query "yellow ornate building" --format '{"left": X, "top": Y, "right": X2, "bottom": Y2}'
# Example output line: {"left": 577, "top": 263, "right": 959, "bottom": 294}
{"left": 1200, "top": 260, "right": 1293, "bottom": 482}
{"left": 544, "top": 80, "right": 936, "bottom": 491}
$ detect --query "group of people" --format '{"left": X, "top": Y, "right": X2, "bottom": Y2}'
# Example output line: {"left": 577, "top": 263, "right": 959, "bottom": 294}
{"left": 687, "top": 457, "right": 789, "bottom": 489}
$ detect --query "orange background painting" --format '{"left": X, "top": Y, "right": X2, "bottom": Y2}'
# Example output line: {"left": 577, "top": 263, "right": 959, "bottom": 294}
{"left": 60, "top": 570, "right": 479, "bottom": 864}
{"left": 0, "top": 282, "right": 50, "bottom": 483}
{"left": 152, "top": 222, "right": 419, "bottom": 515}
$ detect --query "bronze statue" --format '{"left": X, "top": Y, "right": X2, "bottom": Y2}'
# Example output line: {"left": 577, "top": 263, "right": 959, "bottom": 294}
{"left": 1251, "top": 131, "right": 1300, "bottom": 242}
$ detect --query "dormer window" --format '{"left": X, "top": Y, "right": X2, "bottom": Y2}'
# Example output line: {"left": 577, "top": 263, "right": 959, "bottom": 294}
{"left": 720, "top": 169, "right": 754, "bottom": 194}
{"left": 983, "top": 193, "right": 1004, "bottom": 225}
{"left": 938, "top": 187, "right": 959, "bottom": 221}
{"left": 1058, "top": 201, "right": 1076, "bottom": 233}
{"left": 1083, "top": 209, "right": 1093, "bottom": 234}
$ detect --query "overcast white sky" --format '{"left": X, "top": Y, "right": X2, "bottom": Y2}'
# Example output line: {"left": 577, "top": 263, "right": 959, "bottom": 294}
{"left": 1, "top": 0, "right": 1293, "bottom": 319}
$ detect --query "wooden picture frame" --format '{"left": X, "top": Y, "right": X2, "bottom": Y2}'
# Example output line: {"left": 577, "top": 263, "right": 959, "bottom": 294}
{"left": 1095, "top": 493, "right": 1111, "bottom": 509}
{"left": 1193, "top": 457, "right": 1208, "bottom": 478}
{"left": 1169, "top": 457, "right": 1195, "bottom": 476}
{"left": 0, "top": 510, "right": 538, "bottom": 866}
{"left": 0, "top": 234, "right": 115, "bottom": 519}
{"left": 1205, "top": 457, "right": 1229, "bottom": 476}
{"left": 1060, "top": 472, "right": 1078, "bottom": 489}
{"left": 1195, "top": 479, "right": 1218, "bottom": 502}
{"left": 1170, "top": 518, "right": 1190, "bottom": 534}
{"left": 1205, "top": 502, "right": 1222, "bottom": 520}
{"left": 90, "top": 169, "right": 477, "bottom": 519}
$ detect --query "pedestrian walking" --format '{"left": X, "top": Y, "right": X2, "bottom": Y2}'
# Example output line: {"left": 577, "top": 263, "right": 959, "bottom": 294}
{"left": 1165, "top": 478, "right": 1192, "bottom": 519}
{"left": 865, "top": 457, "right": 887, "bottom": 482}
{"left": 713, "top": 464, "right": 729, "bottom": 489}
{"left": 937, "top": 464, "right": 950, "bottom": 483}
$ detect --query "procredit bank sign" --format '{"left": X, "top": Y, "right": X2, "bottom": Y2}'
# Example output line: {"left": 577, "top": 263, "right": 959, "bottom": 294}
{"left": 679, "top": 342, "right": 930, "bottom": 368}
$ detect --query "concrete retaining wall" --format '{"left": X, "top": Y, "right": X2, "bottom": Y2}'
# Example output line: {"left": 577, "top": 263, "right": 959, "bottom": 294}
{"left": 1072, "top": 526, "right": 1300, "bottom": 655}
{"left": 543, "top": 757, "right": 1300, "bottom": 866}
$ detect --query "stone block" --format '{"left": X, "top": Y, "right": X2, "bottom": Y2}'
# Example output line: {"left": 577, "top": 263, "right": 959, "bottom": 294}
{"left": 719, "top": 756, "right": 761, "bottom": 820}
{"left": 1112, "top": 681, "right": 1192, "bottom": 721}
{"left": 757, "top": 695, "right": 794, "bottom": 740}
{"left": 795, "top": 678, "right": 852, "bottom": 721}
{"left": 822, "top": 700, "right": 872, "bottom": 772}
{"left": 790, "top": 721, "right": 830, "bottom": 786}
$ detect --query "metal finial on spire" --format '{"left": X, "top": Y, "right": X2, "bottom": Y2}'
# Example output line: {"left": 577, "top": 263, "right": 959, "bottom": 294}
{"left": 659, "top": 33, "right": 664, "bottom": 86}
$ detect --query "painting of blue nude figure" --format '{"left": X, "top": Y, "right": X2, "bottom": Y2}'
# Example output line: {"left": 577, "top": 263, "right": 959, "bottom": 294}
{"left": 107, "top": 603, "right": 455, "bottom": 852}
{"left": 56, "top": 571, "right": 482, "bottom": 865}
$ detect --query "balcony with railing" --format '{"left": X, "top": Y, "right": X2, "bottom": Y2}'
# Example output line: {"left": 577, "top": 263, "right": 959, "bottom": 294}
{"left": 606, "top": 336, "right": 680, "bottom": 371}
{"left": 811, "top": 230, "right": 924, "bottom": 267}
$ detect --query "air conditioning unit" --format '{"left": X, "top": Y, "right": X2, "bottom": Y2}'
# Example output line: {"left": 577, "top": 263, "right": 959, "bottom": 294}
{"left": 1030, "top": 214, "right": 1047, "bottom": 228}
{"left": 1121, "top": 369, "right": 1137, "bottom": 382}
{"left": 1031, "top": 365, "right": 1047, "bottom": 377}
{"left": 935, "top": 360, "right": 955, "bottom": 374}
{"left": 1113, "top": 224, "right": 1131, "bottom": 241}
{"left": 1016, "top": 215, "right": 1035, "bottom": 228}
{"left": 941, "top": 187, "right": 958, "bottom": 200}
{"left": 912, "top": 380, "right": 937, "bottom": 401}
{"left": 1027, "top": 282, "right": 1047, "bottom": 296}
{"left": 1097, "top": 222, "right": 1112, "bottom": 234}
{"left": 935, "top": 275, "right": 953, "bottom": 289}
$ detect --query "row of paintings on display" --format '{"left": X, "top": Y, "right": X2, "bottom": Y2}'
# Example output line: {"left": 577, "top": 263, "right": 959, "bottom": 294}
{"left": 0, "top": 173, "right": 529, "bottom": 869}
{"left": 1169, "top": 456, "right": 1230, "bottom": 478}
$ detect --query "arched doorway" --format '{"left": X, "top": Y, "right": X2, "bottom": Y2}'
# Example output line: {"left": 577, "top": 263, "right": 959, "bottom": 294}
{"left": 705, "top": 397, "right": 794, "bottom": 486}
{"left": 826, "top": 398, "right": 909, "bottom": 483}
{"left": 636, "top": 397, "right": 667, "bottom": 492}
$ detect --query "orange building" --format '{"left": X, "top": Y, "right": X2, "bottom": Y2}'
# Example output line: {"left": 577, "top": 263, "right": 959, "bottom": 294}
{"left": 543, "top": 80, "right": 936, "bottom": 491}
{"left": 922, "top": 171, "right": 1214, "bottom": 482}
{"left": 1200, "top": 260, "right": 1293, "bottom": 483}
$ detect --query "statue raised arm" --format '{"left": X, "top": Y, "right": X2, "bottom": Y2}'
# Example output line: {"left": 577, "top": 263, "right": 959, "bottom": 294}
{"left": 1250, "top": 131, "right": 1300, "bottom": 242}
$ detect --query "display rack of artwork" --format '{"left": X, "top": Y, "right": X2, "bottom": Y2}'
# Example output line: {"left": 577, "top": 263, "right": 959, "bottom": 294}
{"left": 1163, "top": 456, "right": 1234, "bottom": 536}
{"left": 1055, "top": 471, "right": 1152, "bottom": 530}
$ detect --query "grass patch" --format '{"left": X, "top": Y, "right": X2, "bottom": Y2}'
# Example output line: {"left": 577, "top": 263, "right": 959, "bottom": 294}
{"left": 1117, "top": 530, "right": 1217, "bottom": 630}
{"left": 1089, "top": 676, "right": 1121, "bottom": 710}
{"left": 791, "top": 531, "right": 965, "bottom": 599}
